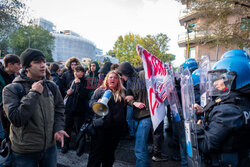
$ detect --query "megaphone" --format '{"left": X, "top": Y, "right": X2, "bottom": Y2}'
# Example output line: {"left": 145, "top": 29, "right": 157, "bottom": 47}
{"left": 92, "top": 90, "right": 112, "bottom": 117}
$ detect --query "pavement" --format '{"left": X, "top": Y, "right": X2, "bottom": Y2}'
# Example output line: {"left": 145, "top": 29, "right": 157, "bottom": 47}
{"left": 57, "top": 130, "right": 181, "bottom": 167}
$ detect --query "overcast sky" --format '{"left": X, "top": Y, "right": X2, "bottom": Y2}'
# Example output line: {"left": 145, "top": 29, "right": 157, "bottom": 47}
{"left": 27, "top": 0, "right": 185, "bottom": 66}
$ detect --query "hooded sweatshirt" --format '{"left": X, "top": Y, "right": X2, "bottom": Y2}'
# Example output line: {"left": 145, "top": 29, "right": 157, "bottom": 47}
{"left": 85, "top": 61, "right": 100, "bottom": 99}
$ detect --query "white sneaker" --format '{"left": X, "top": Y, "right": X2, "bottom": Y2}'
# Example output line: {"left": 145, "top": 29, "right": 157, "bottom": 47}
{"left": 152, "top": 156, "right": 168, "bottom": 162}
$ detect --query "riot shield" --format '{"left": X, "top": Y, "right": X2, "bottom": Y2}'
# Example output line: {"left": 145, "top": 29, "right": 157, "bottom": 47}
{"left": 181, "top": 68, "right": 203, "bottom": 167}
{"left": 164, "top": 71, "right": 183, "bottom": 123}
{"left": 199, "top": 55, "right": 211, "bottom": 107}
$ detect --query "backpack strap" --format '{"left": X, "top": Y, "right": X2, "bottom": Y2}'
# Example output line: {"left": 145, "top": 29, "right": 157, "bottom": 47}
{"left": 11, "top": 83, "right": 27, "bottom": 99}
{"left": 46, "top": 81, "right": 57, "bottom": 100}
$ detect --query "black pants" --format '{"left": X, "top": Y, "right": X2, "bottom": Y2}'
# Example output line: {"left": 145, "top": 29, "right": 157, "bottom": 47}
{"left": 152, "top": 121, "right": 164, "bottom": 157}
{"left": 64, "top": 112, "right": 85, "bottom": 146}
{"left": 87, "top": 127, "right": 121, "bottom": 167}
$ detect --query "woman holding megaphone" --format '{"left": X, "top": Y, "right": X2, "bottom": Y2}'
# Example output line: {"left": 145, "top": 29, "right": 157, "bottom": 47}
{"left": 87, "top": 70, "right": 126, "bottom": 167}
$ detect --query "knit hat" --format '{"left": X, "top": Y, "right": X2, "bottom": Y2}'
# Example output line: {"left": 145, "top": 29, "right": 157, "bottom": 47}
{"left": 20, "top": 48, "right": 45, "bottom": 69}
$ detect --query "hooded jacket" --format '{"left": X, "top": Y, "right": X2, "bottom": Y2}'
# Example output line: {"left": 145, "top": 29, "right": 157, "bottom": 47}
{"left": 127, "top": 70, "right": 150, "bottom": 119}
{"left": 86, "top": 61, "right": 101, "bottom": 99}
{"left": 61, "top": 58, "right": 81, "bottom": 97}
{"left": 3, "top": 74, "right": 65, "bottom": 154}
{"left": 0, "top": 64, "right": 16, "bottom": 103}
{"left": 118, "top": 62, "right": 150, "bottom": 119}
{"left": 98, "top": 62, "right": 112, "bottom": 75}
{"left": 119, "top": 63, "right": 150, "bottom": 120}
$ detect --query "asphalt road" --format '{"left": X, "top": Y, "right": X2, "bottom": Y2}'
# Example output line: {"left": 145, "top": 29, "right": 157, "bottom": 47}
{"left": 57, "top": 130, "right": 181, "bottom": 167}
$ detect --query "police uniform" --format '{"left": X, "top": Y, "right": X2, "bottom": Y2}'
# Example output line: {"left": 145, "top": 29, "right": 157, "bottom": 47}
{"left": 199, "top": 91, "right": 250, "bottom": 167}
{"left": 198, "top": 49, "right": 250, "bottom": 167}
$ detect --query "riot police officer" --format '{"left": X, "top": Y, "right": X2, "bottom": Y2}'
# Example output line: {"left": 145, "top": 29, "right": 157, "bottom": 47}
{"left": 198, "top": 49, "right": 250, "bottom": 167}
{"left": 192, "top": 69, "right": 201, "bottom": 105}
{"left": 182, "top": 58, "right": 198, "bottom": 74}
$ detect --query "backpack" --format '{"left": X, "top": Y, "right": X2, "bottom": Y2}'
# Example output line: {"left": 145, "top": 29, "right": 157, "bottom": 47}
{"left": 10, "top": 81, "right": 57, "bottom": 100}
{"left": 0, "top": 81, "right": 58, "bottom": 140}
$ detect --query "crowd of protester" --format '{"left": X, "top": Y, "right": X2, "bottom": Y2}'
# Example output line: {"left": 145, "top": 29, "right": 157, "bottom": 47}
{"left": 0, "top": 47, "right": 249, "bottom": 167}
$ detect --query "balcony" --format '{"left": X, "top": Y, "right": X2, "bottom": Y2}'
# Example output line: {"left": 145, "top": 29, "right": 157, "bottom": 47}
{"left": 179, "top": 8, "right": 199, "bottom": 26}
{"left": 178, "top": 31, "right": 207, "bottom": 47}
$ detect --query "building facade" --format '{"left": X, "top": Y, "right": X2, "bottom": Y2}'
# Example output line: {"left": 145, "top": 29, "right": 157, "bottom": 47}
{"left": 34, "top": 18, "right": 55, "bottom": 32}
{"left": 35, "top": 18, "right": 101, "bottom": 62}
{"left": 178, "top": 1, "right": 249, "bottom": 64}
{"left": 52, "top": 31, "right": 97, "bottom": 62}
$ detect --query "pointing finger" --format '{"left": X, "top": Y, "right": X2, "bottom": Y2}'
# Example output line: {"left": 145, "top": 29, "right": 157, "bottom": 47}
{"left": 63, "top": 131, "right": 70, "bottom": 138}
{"left": 61, "top": 136, "right": 64, "bottom": 148}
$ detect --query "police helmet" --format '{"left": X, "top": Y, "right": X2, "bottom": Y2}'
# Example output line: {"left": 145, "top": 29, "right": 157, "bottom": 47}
{"left": 208, "top": 49, "right": 250, "bottom": 96}
{"left": 192, "top": 69, "right": 200, "bottom": 86}
{"left": 0, "top": 138, "right": 10, "bottom": 164}
{"left": 183, "top": 58, "right": 198, "bottom": 71}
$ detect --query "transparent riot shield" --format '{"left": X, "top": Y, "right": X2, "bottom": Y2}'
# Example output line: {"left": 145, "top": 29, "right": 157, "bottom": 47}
{"left": 165, "top": 72, "right": 183, "bottom": 123}
{"left": 199, "top": 55, "right": 211, "bottom": 107}
{"left": 181, "top": 68, "right": 202, "bottom": 167}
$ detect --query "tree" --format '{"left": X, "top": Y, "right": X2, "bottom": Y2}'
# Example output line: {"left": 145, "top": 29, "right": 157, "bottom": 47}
{"left": 9, "top": 25, "right": 55, "bottom": 61}
{"left": 0, "top": 0, "right": 28, "bottom": 55}
{"left": 142, "top": 33, "right": 175, "bottom": 62}
{"left": 0, "top": 0, "right": 27, "bottom": 39}
{"left": 113, "top": 33, "right": 142, "bottom": 66}
{"left": 111, "top": 33, "right": 175, "bottom": 67}
{"left": 0, "top": 38, "right": 10, "bottom": 57}
{"left": 176, "top": 0, "right": 250, "bottom": 47}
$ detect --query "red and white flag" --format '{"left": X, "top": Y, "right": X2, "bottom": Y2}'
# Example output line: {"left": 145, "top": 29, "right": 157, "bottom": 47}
{"left": 137, "top": 45, "right": 171, "bottom": 130}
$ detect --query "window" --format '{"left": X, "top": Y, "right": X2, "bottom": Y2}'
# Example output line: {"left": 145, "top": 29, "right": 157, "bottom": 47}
{"left": 189, "top": 47, "right": 196, "bottom": 59}
{"left": 241, "top": 17, "right": 250, "bottom": 30}
{"left": 187, "top": 23, "right": 196, "bottom": 33}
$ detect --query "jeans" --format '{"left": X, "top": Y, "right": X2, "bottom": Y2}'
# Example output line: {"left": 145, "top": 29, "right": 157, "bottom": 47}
{"left": 134, "top": 117, "right": 152, "bottom": 167}
{"left": 12, "top": 144, "right": 57, "bottom": 167}
{"left": 0, "top": 124, "right": 5, "bottom": 139}
{"left": 126, "top": 105, "right": 134, "bottom": 137}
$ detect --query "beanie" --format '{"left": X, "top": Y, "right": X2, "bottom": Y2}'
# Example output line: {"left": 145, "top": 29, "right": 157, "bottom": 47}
{"left": 20, "top": 48, "right": 45, "bottom": 69}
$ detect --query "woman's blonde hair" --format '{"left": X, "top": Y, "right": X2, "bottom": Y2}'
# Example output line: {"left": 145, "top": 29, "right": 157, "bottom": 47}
{"left": 99, "top": 70, "right": 125, "bottom": 102}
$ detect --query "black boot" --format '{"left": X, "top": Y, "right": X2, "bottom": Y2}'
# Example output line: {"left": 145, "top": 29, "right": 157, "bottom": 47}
{"left": 61, "top": 137, "right": 70, "bottom": 154}
{"left": 61, "top": 145, "right": 69, "bottom": 154}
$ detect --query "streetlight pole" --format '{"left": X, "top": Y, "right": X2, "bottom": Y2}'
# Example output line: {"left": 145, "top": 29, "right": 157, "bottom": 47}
{"left": 24, "top": 31, "right": 31, "bottom": 48}
{"left": 28, "top": 37, "right": 30, "bottom": 48}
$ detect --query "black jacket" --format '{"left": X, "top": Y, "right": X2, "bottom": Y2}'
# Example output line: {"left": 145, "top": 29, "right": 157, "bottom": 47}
{"left": 0, "top": 65, "right": 16, "bottom": 138}
{"left": 199, "top": 90, "right": 250, "bottom": 166}
{"left": 61, "top": 69, "right": 74, "bottom": 97}
{"left": 194, "top": 84, "right": 201, "bottom": 105}
{"left": 65, "top": 77, "right": 89, "bottom": 116}
{"left": 51, "top": 72, "right": 62, "bottom": 89}
{"left": 0, "top": 65, "right": 16, "bottom": 86}
{"left": 89, "top": 88, "right": 126, "bottom": 129}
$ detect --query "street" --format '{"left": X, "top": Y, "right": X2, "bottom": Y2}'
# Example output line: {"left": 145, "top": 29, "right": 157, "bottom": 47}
{"left": 57, "top": 130, "right": 181, "bottom": 167}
